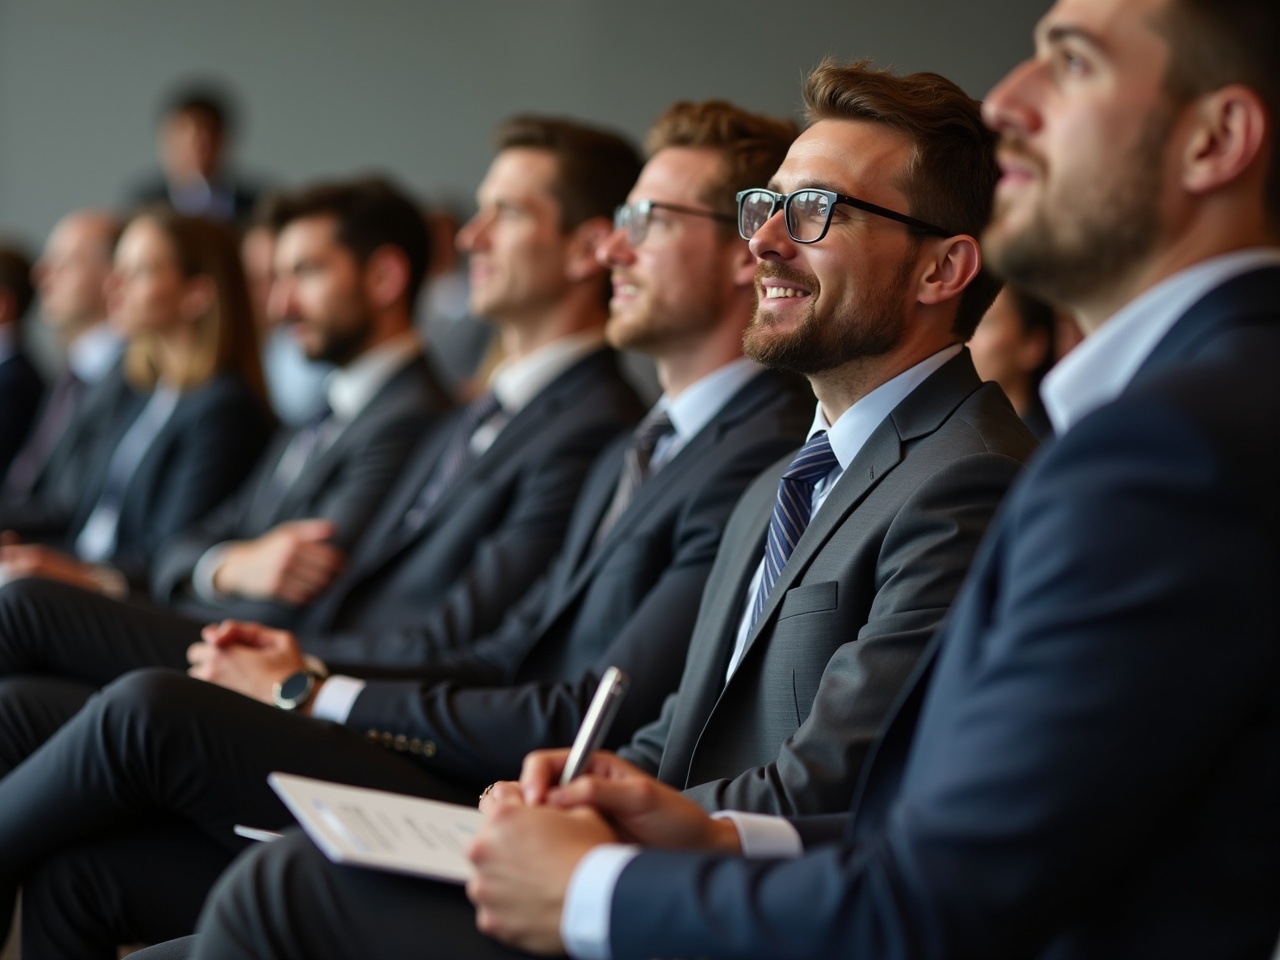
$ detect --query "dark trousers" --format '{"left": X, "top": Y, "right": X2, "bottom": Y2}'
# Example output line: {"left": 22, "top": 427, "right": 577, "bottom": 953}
{"left": 0, "top": 670, "right": 477, "bottom": 958}
{"left": 194, "top": 830, "right": 534, "bottom": 960}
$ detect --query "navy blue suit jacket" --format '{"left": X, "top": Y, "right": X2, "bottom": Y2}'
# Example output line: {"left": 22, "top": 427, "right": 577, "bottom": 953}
{"left": 610, "top": 269, "right": 1280, "bottom": 959}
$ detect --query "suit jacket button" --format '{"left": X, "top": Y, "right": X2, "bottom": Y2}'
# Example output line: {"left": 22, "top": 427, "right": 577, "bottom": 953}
{"left": 394, "top": 735, "right": 408, "bottom": 751}
{"left": 380, "top": 732, "right": 393, "bottom": 747}
{"left": 409, "top": 738, "right": 423, "bottom": 754}
{"left": 423, "top": 740, "right": 437, "bottom": 758}
{"left": 366, "top": 729, "right": 379, "bottom": 741}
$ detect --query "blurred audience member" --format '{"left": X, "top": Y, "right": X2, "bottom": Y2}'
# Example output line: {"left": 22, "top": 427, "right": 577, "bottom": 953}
{"left": 244, "top": 218, "right": 331, "bottom": 425}
{"left": 0, "top": 244, "right": 43, "bottom": 477}
{"left": 127, "top": 83, "right": 261, "bottom": 225}
{"left": 970, "top": 286, "right": 1055, "bottom": 438}
{"left": 3, "top": 211, "right": 126, "bottom": 499}
{"left": 418, "top": 206, "right": 492, "bottom": 398}
{"left": 0, "top": 210, "right": 272, "bottom": 594}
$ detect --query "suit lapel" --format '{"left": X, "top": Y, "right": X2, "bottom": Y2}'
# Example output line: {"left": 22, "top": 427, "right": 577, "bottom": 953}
{"left": 731, "top": 352, "right": 983, "bottom": 674}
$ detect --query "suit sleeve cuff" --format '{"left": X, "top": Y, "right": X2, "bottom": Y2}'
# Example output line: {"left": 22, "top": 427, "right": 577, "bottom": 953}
{"left": 310, "top": 674, "right": 365, "bottom": 722}
{"left": 191, "top": 544, "right": 232, "bottom": 602}
{"left": 713, "top": 811, "right": 803, "bottom": 858}
{"left": 561, "top": 844, "right": 640, "bottom": 960}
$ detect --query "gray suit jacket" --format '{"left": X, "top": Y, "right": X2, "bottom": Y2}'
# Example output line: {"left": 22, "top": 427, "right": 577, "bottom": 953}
{"left": 619, "top": 350, "right": 1036, "bottom": 816}
{"left": 149, "top": 354, "right": 453, "bottom": 627}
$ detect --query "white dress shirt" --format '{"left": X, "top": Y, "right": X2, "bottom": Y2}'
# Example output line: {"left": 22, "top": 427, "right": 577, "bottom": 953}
{"left": 66, "top": 323, "right": 125, "bottom": 384}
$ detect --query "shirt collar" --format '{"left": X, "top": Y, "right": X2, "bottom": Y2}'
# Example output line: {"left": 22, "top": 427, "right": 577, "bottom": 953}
{"left": 654, "top": 357, "right": 763, "bottom": 442}
{"left": 325, "top": 329, "right": 421, "bottom": 422}
{"left": 1043, "top": 247, "right": 1280, "bottom": 435}
{"left": 67, "top": 323, "right": 125, "bottom": 383}
{"left": 487, "top": 330, "right": 607, "bottom": 416}
{"left": 812, "top": 345, "right": 962, "bottom": 470}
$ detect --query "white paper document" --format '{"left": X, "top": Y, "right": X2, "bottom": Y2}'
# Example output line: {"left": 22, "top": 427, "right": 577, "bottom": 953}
{"left": 268, "top": 772, "right": 483, "bottom": 884}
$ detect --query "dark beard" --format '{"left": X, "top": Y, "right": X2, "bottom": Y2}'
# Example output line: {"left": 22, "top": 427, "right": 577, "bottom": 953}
{"left": 743, "top": 257, "right": 911, "bottom": 374}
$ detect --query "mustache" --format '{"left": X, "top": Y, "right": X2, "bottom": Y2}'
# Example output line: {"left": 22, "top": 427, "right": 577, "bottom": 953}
{"left": 755, "top": 263, "right": 819, "bottom": 291}
{"left": 997, "top": 135, "right": 1047, "bottom": 176}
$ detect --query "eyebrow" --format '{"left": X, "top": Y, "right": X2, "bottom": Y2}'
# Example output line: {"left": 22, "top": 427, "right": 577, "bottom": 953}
{"left": 764, "top": 178, "right": 853, "bottom": 196}
{"left": 1038, "top": 22, "right": 1107, "bottom": 56}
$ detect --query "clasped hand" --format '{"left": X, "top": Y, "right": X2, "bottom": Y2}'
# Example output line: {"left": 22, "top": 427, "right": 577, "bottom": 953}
{"left": 186, "top": 619, "right": 308, "bottom": 706}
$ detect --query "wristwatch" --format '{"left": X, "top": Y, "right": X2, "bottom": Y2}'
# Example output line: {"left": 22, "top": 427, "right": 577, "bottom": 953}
{"left": 272, "top": 669, "right": 325, "bottom": 711}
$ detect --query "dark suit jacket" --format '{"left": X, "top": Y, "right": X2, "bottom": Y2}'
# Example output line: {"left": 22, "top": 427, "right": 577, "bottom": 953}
{"left": 330, "top": 370, "right": 813, "bottom": 786}
{"left": 296, "top": 347, "right": 644, "bottom": 641}
{"left": 609, "top": 268, "right": 1280, "bottom": 959}
{"left": 618, "top": 350, "right": 1035, "bottom": 817}
{"left": 149, "top": 354, "right": 452, "bottom": 626}
{"left": 0, "top": 349, "right": 44, "bottom": 478}
{"left": 62, "top": 371, "right": 273, "bottom": 585}
{"left": 0, "top": 364, "right": 137, "bottom": 538}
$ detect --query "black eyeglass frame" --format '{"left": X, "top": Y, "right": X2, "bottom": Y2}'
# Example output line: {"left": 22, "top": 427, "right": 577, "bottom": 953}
{"left": 735, "top": 188, "right": 951, "bottom": 243}
{"left": 613, "top": 200, "right": 737, "bottom": 246}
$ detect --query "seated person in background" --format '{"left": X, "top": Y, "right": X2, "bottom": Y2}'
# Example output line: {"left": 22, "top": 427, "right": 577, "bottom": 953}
{"left": 1, "top": 211, "right": 126, "bottom": 504}
{"left": 0, "top": 209, "right": 274, "bottom": 594}
{"left": 970, "top": 284, "right": 1057, "bottom": 438}
{"left": 150, "top": 177, "right": 453, "bottom": 626}
{"left": 0, "top": 244, "right": 44, "bottom": 477}
{"left": 0, "top": 114, "right": 645, "bottom": 775}
{"left": 243, "top": 213, "right": 332, "bottom": 426}
{"left": 127, "top": 83, "right": 261, "bottom": 225}
{"left": 0, "top": 72, "right": 1033, "bottom": 957}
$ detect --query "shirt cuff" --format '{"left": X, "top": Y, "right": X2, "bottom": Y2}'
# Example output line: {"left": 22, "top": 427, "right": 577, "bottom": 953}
{"left": 191, "top": 544, "right": 232, "bottom": 602}
{"left": 309, "top": 674, "right": 365, "bottom": 722}
{"left": 713, "top": 811, "right": 803, "bottom": 858}
{"left": 561, "top": 844, "right": 640, "bottom": 960}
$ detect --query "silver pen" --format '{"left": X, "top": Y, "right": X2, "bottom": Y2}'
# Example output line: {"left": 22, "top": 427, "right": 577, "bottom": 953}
{"left": 560, "top": 667, "right": 630, "bottom": 785}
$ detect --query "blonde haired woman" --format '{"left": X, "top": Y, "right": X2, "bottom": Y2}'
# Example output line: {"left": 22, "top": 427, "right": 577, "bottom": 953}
{"left": 0, "top": 209, "right": 273, "bottom": 594}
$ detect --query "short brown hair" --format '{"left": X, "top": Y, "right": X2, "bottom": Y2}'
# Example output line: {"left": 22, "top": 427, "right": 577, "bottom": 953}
{"left": 0, "top": 245, "right": 35, "bottom": 326}
{"left": 123, "top": 208, "right": 265, "bottom": 404}
{"left": 644, "top": 101, "right": 798, "bottom": 214}
{"left": 1160, "top": 0, "right": 1280, "bottom": 231}
{"left": 263, "top": 177, "right": 433, "bottom": 310}
{"left": 803, "top": 59, "right": 1001, "bottom": 339}
{"left": 494, "top": 116, "right": 642, "bottom": 230}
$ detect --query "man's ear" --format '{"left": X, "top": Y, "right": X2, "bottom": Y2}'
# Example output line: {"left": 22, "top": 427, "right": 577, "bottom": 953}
{"left": 916, "top": 234, "right": 982, "bottom": 308}
{"left": 363, "top": 244, "right": 412, "bottom": 310}
{"left": 1181, "top": 84, "right": 1270, "bottom": 196}
{"left": 565, "top": 217, "right": 614, "bottom": 283}
{"left": 729, "top": 239, "right": 757, "bottom": 290}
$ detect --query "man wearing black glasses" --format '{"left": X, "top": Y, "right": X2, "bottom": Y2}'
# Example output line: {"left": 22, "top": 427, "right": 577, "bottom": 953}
{"left": 176, "top": 61, "right": 1037, "bottom": 960}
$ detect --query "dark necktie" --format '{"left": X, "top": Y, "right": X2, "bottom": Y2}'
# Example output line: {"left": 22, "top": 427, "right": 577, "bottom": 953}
{"left": 263, "top": 400, "right": 336, "bottom": 513}
{"left": 404, "top": 390, "right": 502, "bottom": 530}
{"left": 4, "top": 369, "right": 83, "bottom": 497}
{"left": 747, "top": 432, "right": 838, "bottom": 631}
{"left": 593, "top": 409, "right": 674, "bottom": 546}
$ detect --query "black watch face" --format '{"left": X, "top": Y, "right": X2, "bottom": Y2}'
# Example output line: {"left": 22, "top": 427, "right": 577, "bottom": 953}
{"left": 278, "top": 672, "right": 312, "bottom": 703}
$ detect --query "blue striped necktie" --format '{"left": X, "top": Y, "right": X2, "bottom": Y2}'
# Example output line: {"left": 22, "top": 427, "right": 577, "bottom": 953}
{"left": 748, "top": 432, "right": 838, "bottom": 630}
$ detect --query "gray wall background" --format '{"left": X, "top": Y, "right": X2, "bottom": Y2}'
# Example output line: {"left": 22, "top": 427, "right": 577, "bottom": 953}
{"left": 1, "top": 0, "right": 1040, "bottom": 250}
